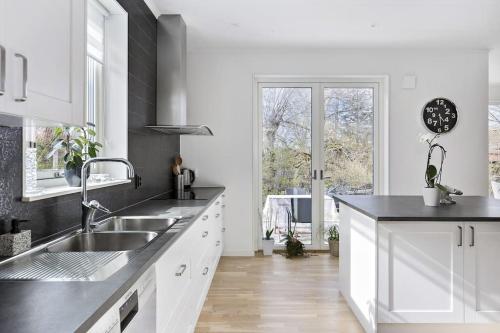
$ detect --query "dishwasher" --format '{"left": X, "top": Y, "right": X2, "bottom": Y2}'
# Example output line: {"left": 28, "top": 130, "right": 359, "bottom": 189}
{"left": 87, "top": 265, "right": 157, "bottom": 333}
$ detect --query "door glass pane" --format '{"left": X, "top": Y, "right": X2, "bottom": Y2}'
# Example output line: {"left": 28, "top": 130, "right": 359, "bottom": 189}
{"left": 261, "top": 87, "right": 312, "bottom": 245}
{"left": 323, "top": 88, "right": 374, "bottom": 243}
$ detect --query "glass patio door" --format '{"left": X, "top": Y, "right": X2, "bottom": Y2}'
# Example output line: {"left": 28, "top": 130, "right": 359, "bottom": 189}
{"left": 260, "top": 85, "right": 315, "bottom": 247}
{"left": 319, "top": 84, "right": 377, "bottom": 249}
{"left": 259, "top": 81, "right": 379, "bottom": 250}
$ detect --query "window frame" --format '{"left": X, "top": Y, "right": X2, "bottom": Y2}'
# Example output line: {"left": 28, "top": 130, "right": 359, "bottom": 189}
{"left": 22, "top": 0, "right": 129, "bottom": 201}
{"left": 252, "top": 75, "right": 389, "bottom": 251}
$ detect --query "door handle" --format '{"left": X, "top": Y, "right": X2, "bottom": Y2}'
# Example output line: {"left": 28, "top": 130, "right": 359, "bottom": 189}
{"left": 202, "top": 267, "right": 209, "bottom": 276}
{"left": 215, "top": 213, "right": 220, "bottom": 218}
{"left": 470, "top": 226, "right": 475, "bottom": 247}
{"left": 458, "top": 226, "right": 463, "bottom": 247}
{"left": 0, "top": 45, "right": 5, "bottom": 96}
{"left": 312, "top": 170, "right": 317, "bottom": 180}
{"left": 175, "top": 264, "right": 187, "bottom": 276}
{"left": 202, "top": 231, "right": 209, "bottom": 238}
{"left": 320, "top": 170, "right": 331, "bottom": 180}
{"left": 14, "top": 53, "right": 28, "bottom": 102}
{"left": 202, "top": 215, "right": 208, "bottom": 221}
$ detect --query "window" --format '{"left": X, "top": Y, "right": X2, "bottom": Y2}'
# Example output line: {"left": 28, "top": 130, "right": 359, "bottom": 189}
{"left": 489, "top": 102, "right": 500, "bottom": 197}
{"left": 23, "top": 0, "right": 128, "bottom": 201}
{"left": 28, "top": 0, "right": 107, "bottom": 185}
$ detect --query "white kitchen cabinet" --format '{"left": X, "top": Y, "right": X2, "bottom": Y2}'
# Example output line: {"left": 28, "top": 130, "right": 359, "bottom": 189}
{"left": 378, "top": 222, "right": 465, "bottom": 323}
{"left": 156, "top": 192, "right": 225, "bottom": 333}
{"left": 3, "top": 0, "right": 85, "bottom": 125}
{"left": 156, "top": 235, "right": 192, "bottom": 333}
{"left": 464, "top": 222, "right": 500, "bottom": 323}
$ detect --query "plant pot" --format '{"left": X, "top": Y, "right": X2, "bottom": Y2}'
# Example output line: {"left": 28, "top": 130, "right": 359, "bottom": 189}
{"left": 423, "top": 187, "right": 441, "bottom": 206}
{"left": 328, "top": 239, "right": 339, "bottom": 257}
{"left": 64, "top": 165, "right": 88, "bottom": 187}
{"left": 262, "top": 238, "right": 274, "bottom": 256}
{"left": 492, "top": 181, "right": 500, "bottom": 199}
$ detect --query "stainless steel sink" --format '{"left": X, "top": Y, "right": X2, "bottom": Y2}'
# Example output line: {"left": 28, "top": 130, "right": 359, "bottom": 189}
{"left": 46, "top": 231, "right": 158, "bottom": 253}
{"left": 93, "top": 216, "right": 180, "bottom": 232}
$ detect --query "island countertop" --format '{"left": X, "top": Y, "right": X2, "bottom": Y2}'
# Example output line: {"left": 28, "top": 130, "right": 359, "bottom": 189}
{"left": 333, "top": 195, "right": 500, "bottom": 222}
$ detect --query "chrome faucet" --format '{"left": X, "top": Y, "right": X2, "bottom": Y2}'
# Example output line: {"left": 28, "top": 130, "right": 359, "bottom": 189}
{"left": 81, "top": 158, "right": 135, "bottom": 233}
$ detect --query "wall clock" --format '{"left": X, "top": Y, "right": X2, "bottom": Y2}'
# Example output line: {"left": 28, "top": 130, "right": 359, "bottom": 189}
{"left": 422, "top": 98, "right": 458, "bottom": 134}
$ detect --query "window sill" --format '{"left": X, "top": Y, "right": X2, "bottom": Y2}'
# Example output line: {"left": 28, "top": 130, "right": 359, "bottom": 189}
{"left": 22, "top": 179, "right": 131, "bottom": 202}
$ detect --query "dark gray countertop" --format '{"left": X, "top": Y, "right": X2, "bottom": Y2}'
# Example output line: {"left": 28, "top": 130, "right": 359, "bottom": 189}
{"left": 334, "top": 195, "right": 500, "bottom": 222}
{"left": 0, "top": 187, "right": 225, "bottom": 333}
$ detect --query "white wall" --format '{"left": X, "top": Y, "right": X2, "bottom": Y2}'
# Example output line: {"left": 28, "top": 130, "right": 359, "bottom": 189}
{"left": 181, "top": 49, "right": 489, "bottom": 255}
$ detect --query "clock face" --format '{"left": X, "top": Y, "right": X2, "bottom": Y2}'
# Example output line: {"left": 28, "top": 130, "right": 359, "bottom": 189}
{"left": 422, "top": 98, "right": 458, "bottom": 134}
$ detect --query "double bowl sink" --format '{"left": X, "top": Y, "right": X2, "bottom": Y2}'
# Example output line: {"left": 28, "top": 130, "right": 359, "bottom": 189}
{"left": 0, "top": 216, "right": 187, "bottom": 281}
{"left": 46, "top": 216, "right": 181, "bottom": 253}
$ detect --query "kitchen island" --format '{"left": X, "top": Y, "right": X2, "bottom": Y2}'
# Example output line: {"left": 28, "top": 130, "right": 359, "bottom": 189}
{"left": 335, "top": 195, "right": 500, "bottom": 333}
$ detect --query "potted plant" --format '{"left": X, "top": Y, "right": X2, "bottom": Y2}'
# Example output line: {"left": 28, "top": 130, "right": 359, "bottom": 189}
{"left": 327, "top": 225, "right": 339, "bottom": 257}
{"left": 262, "top": 228, "right": 274, "bottom": 256}
{"left": 284, "top": 211, "right": 305, "bottom": 258}
{"left": 47, "top": 125, "right": 102, "bottom": 187}
{"left": 421, "top": 134, "right": 446, "bottom": 206}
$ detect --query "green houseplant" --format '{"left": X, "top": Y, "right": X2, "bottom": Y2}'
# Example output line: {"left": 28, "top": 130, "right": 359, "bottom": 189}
{"left": 47, "top": 125, "right": 102, "bottom": 187}
{"left": 262, "top": 227, "right": 274, "bottom": 256}
{"left": 327, "top": 225, "right": 339, "bottom": 257}
{"left": 262, "top": 208, "right": 275, "bottom": 256}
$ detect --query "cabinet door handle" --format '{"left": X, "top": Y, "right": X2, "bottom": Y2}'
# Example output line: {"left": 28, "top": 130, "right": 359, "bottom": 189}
{"left": 215, "top": 213, "right": 220, "bottom": 218}
{"left": 14, "top": 53, "right": 28, "bottom": 102}
{"left": 222, "top": 227, "right": 226, "bottom": 233}
{"left": 0, "top": 45, "right": 5, "bottom": 96}
{"left": 458, "top": 226, "right": 463, "bottom": 247}
{"left": 470, "top": 226, "right": 475, "bottom": 247}
{"left": 175, "top": 264, "right": 187, "bottom": 276}
{"left": 216, "top": 240, "right": 221, "bottom": 247}
{"left": 221, "top": 204, "right": 225, "bottom": 208}
{"left": 202, "top": 267, "right": 209, "bottom": 276}
{"left": 215, "top": 201, "right": 220, "bottom": 206}
{"left": 202, "top": 215, "right": 208, "bottom": 221}
{"left": 202, "top": 231, "right": 209, "bottom": 238}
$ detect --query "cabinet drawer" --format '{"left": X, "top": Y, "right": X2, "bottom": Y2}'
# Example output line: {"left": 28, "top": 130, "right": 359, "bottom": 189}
{"left": 156, "top": 240, "right": 191, "bottom": 333}
{"left": 189, "top": 212, "right": 213, "bottom": 268}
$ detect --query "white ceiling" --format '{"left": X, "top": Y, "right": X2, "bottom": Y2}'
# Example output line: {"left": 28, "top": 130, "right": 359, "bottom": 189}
{"left": 153, "top": 0, "right": 500, "bottom": 51}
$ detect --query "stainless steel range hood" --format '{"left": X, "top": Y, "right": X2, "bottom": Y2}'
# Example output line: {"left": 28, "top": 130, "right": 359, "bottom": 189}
{"left": 146, "top": 15, "right": 213, "bottom": 136}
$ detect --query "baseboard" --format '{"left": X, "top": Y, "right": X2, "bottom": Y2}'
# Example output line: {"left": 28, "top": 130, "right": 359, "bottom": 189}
{"left": 222, "top": 250, "right": 255, "bottom": 256}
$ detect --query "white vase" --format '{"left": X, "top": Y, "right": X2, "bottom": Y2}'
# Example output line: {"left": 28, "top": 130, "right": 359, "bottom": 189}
{"left": 423, "top": 187, "right": 441, "bottom": 206}
{"left": 492, "top": 181, "right": 500, "bottom": 199}
{"left": 262, "top": 238, "right": 274, "bottom": 256}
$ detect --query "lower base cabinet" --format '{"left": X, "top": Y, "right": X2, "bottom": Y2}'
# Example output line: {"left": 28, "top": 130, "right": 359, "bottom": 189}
{"left": 378, "top": 221, "right": 500, "bottom": 325}
{"left": 156, "top": 193, "right": 225, "bottom": 333}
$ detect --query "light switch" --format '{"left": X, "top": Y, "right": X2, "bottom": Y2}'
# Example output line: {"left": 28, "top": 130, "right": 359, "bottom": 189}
{"left": 402, "top": 75, "right": 417, "bottom": 89}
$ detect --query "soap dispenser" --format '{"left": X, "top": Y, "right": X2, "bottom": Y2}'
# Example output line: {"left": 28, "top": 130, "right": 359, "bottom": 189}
{"left": 0, "top": 219, "right": 31, "bottom": 257}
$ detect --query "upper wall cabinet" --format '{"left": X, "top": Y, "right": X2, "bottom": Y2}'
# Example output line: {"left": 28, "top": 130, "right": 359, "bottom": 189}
{"left": 1, "top": 0, "right": 85, "bottom": 126}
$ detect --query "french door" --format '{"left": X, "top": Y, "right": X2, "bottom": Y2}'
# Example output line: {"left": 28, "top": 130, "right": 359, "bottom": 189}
{"left": 258, "top": 79, "right": 384, "bottom": 249}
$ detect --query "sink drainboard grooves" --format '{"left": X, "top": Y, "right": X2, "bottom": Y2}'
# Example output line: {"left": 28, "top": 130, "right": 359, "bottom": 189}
{"left": 0, "top": 252, "right": 126, "bottom": 281}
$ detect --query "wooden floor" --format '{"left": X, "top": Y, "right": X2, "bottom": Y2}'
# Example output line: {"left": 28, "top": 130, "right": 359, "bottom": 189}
{"left": 195, "top": 254, "right": 364, "bottom": 333}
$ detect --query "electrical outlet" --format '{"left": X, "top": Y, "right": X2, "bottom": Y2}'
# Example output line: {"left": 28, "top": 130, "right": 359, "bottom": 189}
{"left": 134, "top": 174, "right": 142, "bottom": 189}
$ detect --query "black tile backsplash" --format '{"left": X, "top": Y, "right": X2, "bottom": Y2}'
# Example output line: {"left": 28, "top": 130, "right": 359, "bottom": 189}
{"left": 0, "top": 0, "right": 179, "bottom": 243}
